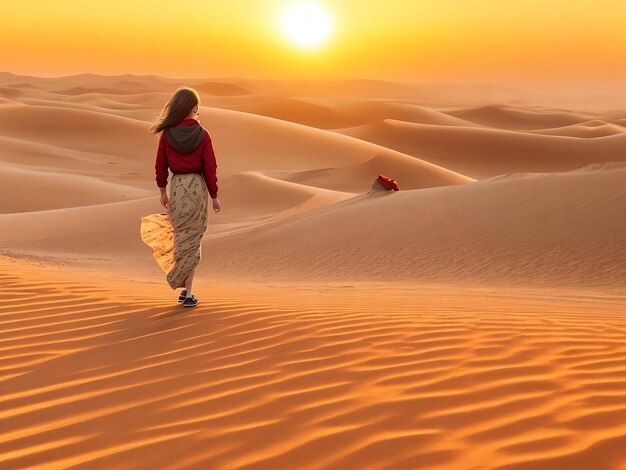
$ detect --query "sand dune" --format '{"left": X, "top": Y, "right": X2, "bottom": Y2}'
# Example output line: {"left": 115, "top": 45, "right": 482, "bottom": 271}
{"left": 443, "top": 104, "right": 596, "bottom": 130}
{"left": 1, "top": 74, "right": 622, "bottom": 286}
{"left": 0, "top": 103, "right": 153, "bottom": 157}
{"left": 14, "top": 94, "right": 175, "bottom": 123}
{"left": 195, "top": 81, "right": 254, "bottom": 96}
{"left": 0, "top": 171, "right": 350, "bottom": 266}
{"left": 220, "top": 99, "right": 482, "bottom": 130}
{"left": 5, "top": 82, "right": 42, "bottom": 89}
{"left": 0, "top": 87, "right": 28, "bottom": 100}
{"left": 0, "top": 258, "right": 625, "bottom": 469}
{"left": 53, "top": 86, "right": 152, "bottom": 96}
{"left": 4, "top": 72, "right": 626, "bottom": 109}
{"left": 1, "top": 72, "right": 625, "bottom": 469}
{"left": 334, "top": 101, "right": 481, "bottom": 128}
{"left": 613, "top": 118, "right": 626, "bottom": 128}
{"left": 200, "top": 164, "right": 626, "bottom": 288}
{"left": 527, "top": 120, "right": 625, "bottom": 138}
{"left": 59, "top": 94, "right": 147, "bottom": 111}
{"left": 0, "top": 164, "right": 152, "bottom": 213}
{"left": 192, "top": 106, "right": 472, "bottom": 189}
{"left": 0, "top": 157, "right": 462, "bottom": 268}
{"left": 0, "top": 101, "right": 471, "bottom": 192}
{"left": 216, "top": 171, "right": 354, "bottom": 220}
{"left": 0, "top": 197, "right": 158, "bottom": 268}
{"left": 12, "top": 72, "right": 172, "bottom": 91}
{"left": 230, "top": 78, "right": 426, "bottom": 100}
{"left": 0, "top": 135, "right": 151, "bottom": 196}
{"left": 223, "top": 97, "right": 354, "bottom": 129}
{"left": 269, "top": 151, "right": 473, "bottom": 193}
{"left": 336, "top": 119, "right": 626, "bottom": 178}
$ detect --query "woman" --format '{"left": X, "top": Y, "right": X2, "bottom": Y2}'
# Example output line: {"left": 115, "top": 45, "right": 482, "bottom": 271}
{"left": 140, "top": 87, "right": 221, "bottom": 308}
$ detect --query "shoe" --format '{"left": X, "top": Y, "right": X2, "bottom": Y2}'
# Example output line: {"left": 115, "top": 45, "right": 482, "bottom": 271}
{"left": 178, "top": 289, "right": 187, "bottom": 303}
{"left": 183, "top": 295, "right": 198, "bottom": 308}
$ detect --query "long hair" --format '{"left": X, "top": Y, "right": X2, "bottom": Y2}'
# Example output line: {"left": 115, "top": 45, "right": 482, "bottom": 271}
{"left": 149, "top": 87, "right": 200, "bottom": 134}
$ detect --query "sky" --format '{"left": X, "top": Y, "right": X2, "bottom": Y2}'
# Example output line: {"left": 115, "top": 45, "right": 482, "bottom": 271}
{"left": 2, "top": 0, "right": 626, "bottom": 92}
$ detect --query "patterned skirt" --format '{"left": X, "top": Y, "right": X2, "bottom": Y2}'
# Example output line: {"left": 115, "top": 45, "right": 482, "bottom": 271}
{"left": 140, "top": 173, "right": 209, "bottom": 289}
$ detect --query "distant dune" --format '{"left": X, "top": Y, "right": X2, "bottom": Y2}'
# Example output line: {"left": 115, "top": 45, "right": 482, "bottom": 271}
{"left": 527, "top": 120, "right": 625, "bottom": 138}
{"left": 219, "top": 99, "right": 482, "bottom": 130}
{"left": 442, "top": 104, "right": 596, "bottom": 130}
{"left": 336, "top": 119, "right": 626, "bottom": 178}
{"left": 195, "top": 81, "right": 254, "bottom": 96}
{"left": 53, "top": 86, "right": 151, "bottom": 95}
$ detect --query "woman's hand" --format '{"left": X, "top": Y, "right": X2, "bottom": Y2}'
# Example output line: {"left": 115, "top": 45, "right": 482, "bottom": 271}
{"left": 160, "top": 192, "right": 169, "bottom": 209}
{"left": 212, "top": 197, "right": 221, "bottom": 213}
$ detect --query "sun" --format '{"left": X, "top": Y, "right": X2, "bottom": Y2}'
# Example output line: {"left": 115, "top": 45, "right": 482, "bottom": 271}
{"left": 281, "top": 2, "right": 332, "bottom": 47}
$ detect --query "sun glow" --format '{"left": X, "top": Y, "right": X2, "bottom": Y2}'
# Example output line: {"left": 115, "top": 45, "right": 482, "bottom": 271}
{"left": 281, "top": 2, "right": 332, "bottom": 47}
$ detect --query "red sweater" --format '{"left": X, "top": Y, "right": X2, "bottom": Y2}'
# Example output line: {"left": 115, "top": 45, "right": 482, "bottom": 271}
{"left": 155, "top": 118, "right": 219, "bottom": 198}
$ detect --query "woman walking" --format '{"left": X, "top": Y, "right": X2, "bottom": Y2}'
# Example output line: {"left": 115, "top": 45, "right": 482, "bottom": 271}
{"left": 140, "top": 87, "right": 221, "bottom": 308}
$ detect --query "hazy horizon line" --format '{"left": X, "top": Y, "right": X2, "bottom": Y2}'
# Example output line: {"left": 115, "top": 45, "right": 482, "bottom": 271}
{"left": 3, "top": 70, "right": 626, "bottom": 97}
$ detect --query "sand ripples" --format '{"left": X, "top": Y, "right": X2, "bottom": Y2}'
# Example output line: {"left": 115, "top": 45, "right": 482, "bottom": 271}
{"left": 0, "top": 267, "right": 625, "bottom": 469}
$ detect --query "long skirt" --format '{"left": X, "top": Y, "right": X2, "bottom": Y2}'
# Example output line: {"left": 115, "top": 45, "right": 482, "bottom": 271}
{"left": 140, "top": 173, "right": 209, "bottom": 289}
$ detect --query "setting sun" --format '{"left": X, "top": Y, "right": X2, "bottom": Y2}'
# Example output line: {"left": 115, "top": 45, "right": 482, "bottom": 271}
{"left": 281, "top": 1, "right": 331, "bottom": 47}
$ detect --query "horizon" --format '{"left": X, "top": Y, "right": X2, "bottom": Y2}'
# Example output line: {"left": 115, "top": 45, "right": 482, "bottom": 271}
{"left": 4, "top": 70, "right": 626, "bottom": 98}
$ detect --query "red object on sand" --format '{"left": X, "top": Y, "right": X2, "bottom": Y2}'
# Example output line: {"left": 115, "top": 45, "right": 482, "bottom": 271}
{"left": 377, "top": 174, "right": 400, "bottom": 191}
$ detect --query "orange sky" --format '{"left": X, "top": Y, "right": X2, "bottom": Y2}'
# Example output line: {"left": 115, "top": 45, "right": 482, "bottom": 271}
{"left": 2, "top": 0, "right": 626, "bottom": 91}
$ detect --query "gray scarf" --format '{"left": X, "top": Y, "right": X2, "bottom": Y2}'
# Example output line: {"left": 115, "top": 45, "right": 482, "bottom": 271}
{"left": 165, "top": 121, "right": 205, "bottom": 153}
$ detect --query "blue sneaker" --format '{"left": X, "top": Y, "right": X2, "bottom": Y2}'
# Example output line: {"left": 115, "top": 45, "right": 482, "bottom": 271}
{"left": 178, "top": 289, "right": 187, "bottom": 303}
{"left": 183, "top": 295, "right": 198, "bottom": 308}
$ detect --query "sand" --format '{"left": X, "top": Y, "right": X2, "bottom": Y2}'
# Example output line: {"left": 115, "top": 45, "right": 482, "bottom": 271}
{"left": 0, "top": 72, "right": 625, "bottom": 469}
{"left": 335, "top": 118, "right": 626, "bottom": 178}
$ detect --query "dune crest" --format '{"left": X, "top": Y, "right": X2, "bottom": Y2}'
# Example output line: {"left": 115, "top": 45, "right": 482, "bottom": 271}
{"left": 199, "top": 166, "right": 626, "bottom": 288}
{"left": 335, "top": 118, "right": 626, "bottom": 178}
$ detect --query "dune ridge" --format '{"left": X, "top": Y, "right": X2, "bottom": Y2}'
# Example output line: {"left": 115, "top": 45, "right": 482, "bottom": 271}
{"left": 336, "top": 119, "right": 626, "bottom": 177}
{"left": 526, "top": 120, "right": 625, "bottom": 138}
{"left": 0, "top": 163, "right": 152, "bottom": 213}
{"left": 442, "top": 104, "right": 597, "bottom": 130}
{"left": 199, "top": 164, "right": 626, "bottom": 288}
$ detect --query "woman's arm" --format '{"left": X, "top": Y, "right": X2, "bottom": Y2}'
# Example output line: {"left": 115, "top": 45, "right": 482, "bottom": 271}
{"left": 201, "top": 131, "right": 219, "bottom": 199}
{"left": 155, "top": 132, "right": 169, "bottom": 189}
